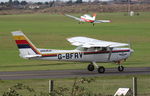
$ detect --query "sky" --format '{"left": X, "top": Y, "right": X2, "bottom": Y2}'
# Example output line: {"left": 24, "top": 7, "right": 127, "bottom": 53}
{"left": 0, "top": 0, "right": 111, "bottom": 2}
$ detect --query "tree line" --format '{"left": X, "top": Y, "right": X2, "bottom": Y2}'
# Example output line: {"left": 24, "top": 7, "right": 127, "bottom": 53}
{"left": 0, "top": 0, "right": 83, "bottom": 7}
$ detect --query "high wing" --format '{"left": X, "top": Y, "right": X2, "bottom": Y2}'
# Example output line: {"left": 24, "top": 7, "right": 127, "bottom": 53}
{"left": 65, "top": 14, "right": 84, "bottom": 22}
{"left": 67, "top": 37, "right": 129, "bottom": 48}
{"left": 94, "top": 20, "right": 111, "bottom": 23}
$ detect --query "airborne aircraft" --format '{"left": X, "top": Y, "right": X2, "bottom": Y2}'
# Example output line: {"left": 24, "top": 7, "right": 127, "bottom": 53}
{"left": 12, "top": 31, "right": 134, "bottom": 73}
{"left": 65, "top": 13, "right": 111, "bottom": 26}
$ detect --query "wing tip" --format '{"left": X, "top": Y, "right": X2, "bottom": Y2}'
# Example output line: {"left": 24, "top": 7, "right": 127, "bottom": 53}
{"left": 11, "top": 31, "right": 24, "bottom": 36}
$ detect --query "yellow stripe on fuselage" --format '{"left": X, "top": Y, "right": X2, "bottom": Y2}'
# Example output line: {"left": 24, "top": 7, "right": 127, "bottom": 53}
{"left": 13, "top": 36, "right": 26, "bottom": 40}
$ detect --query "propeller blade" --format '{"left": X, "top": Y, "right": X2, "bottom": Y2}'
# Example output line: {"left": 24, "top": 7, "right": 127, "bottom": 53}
{"left": 128, "top": 41, "right": 134, "bottom": 55}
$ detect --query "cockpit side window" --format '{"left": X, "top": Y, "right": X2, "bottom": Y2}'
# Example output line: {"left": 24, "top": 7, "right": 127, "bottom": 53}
{"left": 80, "top": 47, "right": 112, "bottom": 52}
{"left": 83, "top": 48, "right": 88, "bottom": 51}
{"left": 86, "top": 47, "right": 103, "bottom": 52}
{"left": 87, "top": 48, "right": 95, "bottom": 51}
{"left": 94, "top": 47, "right": 102, "bottom": 51}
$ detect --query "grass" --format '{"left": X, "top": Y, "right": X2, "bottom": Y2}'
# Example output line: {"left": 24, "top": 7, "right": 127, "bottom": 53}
{"left": 0, "top": 12, "right": 150, "bottom": 95}
{"left": 0, "top": 75, "right": 150, "bottom": 95}
{"left": 0, "top": 12, "right": 150, "bottom": 71}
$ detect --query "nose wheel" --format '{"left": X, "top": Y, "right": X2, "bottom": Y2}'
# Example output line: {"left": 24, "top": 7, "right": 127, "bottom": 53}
{"left": 118, "top": 65, "right": 124, "bottom": 72}
{"left": 116, "top": 61, "right": 124, "bottom": 72}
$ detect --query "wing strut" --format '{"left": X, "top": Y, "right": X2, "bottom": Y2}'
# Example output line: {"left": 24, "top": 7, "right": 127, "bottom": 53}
{"left": 108, "top": 47, "right": 113, "bottom": 61}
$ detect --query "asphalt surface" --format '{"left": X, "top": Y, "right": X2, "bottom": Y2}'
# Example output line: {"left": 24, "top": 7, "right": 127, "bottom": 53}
{"left": 0, "top": 67, "right": 150, "bottom": 80}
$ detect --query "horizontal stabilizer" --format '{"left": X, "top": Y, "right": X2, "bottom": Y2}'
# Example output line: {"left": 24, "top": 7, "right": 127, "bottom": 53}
{"left": 22, "top": 54, "right": 42, "bottom": 59}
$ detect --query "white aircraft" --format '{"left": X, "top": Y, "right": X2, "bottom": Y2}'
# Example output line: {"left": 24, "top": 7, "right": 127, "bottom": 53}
{"left": 12, "top": 31, "right": 134, "bottom": 73}
{"left": 65, "top": 13, "right": 111, "bottom": 26}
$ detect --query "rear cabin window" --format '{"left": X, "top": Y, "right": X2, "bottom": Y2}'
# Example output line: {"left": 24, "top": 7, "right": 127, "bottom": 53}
{"left": 84, "top": 47, "right": 108, "bottom": 52}
{"left": 82, "top": 47, "right": 113, "bottom": 52}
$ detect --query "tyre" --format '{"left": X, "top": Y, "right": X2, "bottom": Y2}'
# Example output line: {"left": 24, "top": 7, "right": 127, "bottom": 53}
{"left": 98, "top": 66, "right": 105, "bottom": 73}
{"left": 118, "top": 66, "right": 124, "bottom": 72}
{"left": 87, "top": 64, "right": 94, "bottom": 71}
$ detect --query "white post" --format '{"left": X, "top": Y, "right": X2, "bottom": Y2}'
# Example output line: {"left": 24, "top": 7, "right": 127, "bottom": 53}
{"left": 133, "top": 77, "right": 137, "bottom": 96}
{"left": 49, "top": 80, "right": 54, "bottom": 93}
{"left": 128, "top": 0, "right": 131, "bottom": 15}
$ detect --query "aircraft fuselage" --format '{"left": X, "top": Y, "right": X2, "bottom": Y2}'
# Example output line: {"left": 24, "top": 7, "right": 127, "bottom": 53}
{"left": 32, "top": 48, "right": 133, "bottom": 63}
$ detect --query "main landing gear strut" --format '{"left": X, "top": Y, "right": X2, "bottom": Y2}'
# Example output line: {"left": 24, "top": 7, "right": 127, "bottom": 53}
{"left": 87, "top": 62, "right": 105, "bottom": 73}
{"left": 87, "top": 61, "right": 125, "bottom": 73}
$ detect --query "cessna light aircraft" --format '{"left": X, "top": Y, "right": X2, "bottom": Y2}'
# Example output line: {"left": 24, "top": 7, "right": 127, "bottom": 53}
{"left": 65, "top": 13, "right": 111, "bottom": 26}
{"left": 12, "top": 31, "right": 134, "bottom": 73}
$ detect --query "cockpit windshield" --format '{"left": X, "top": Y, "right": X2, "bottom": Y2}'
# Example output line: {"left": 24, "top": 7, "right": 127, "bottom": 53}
{"left": 84, "top": 14, "right": 91, "bottom": 17}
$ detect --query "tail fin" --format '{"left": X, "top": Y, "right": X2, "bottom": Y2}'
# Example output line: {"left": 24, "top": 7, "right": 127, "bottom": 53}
{"left": 92, "top": 13, "right": 96, "bottom": 20}
{"left": 11, "top": 31, "right": 41, "bottom": 59}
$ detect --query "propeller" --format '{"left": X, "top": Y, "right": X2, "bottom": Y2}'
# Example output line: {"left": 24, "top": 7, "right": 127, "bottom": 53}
{"left": 128, "top": 41, "right": 134, "bottom": 56}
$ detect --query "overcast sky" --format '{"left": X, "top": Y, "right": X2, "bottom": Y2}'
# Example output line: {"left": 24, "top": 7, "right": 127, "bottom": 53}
{"left": 0, "top": 0, "right": 111, "bottom": 2}
{"left": 0, "top": 0, "right": 52, "bottom": 2}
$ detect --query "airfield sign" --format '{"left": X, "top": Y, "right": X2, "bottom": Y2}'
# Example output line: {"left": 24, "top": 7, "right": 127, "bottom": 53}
{"left": 114, "top": 88, "right": 132, "bottom": 96}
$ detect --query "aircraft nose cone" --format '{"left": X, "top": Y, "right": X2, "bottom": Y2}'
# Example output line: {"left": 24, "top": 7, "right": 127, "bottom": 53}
{"left": 130, "top": 49, "right": 134, "bottom": 53}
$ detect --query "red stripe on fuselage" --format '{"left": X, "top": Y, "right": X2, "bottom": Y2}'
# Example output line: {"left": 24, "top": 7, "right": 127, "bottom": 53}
{"left": 83, "top": 50, "right": 130, "bottom": 54}
{"left": 15, "top": 40, "right": 29, "bottom": 44}
{"left": 42, "top": 54, "right": 57, "bottom": 57}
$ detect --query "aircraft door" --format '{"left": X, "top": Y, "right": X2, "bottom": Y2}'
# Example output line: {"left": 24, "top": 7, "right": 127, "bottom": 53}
{"left": 93, "top": 47, "right": 109, "bottom": 62}
{"left": 84, "top": 47, "right": 95, "bottom": 61}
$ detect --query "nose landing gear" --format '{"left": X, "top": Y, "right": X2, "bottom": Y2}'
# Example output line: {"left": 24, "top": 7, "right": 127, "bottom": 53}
{"left": 116, "top": 61, "right": 124, "bottom": 72}
{"left": 118, "top": 65, "right": 124, "bottom": 72}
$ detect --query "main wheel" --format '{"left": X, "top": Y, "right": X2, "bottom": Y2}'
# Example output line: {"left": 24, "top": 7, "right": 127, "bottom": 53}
{"left": 98, "top": 66, "right": 105, "bottom": 73}
{"left": 87, "top": 64, "right": 95, "bottom": 71}
{"left": 118, "top": 66, "right": 124, "bottom": 72}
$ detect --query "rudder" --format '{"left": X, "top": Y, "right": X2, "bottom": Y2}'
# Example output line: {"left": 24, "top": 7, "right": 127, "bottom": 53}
{"left": 92, "top": 13, "right": 96, "bottom": 20}
{"left": 12, "top": 31, "right": 41, "bottom": 58}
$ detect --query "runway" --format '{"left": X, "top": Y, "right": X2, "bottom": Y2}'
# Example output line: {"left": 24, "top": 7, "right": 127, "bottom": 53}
{"left": 0, "top": 67, "right": 150, "bottom": 80}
